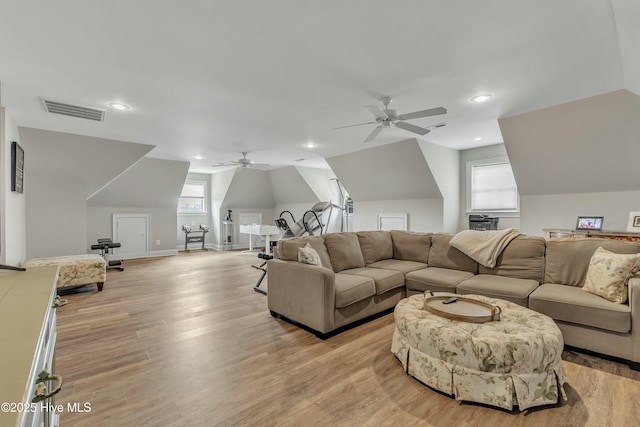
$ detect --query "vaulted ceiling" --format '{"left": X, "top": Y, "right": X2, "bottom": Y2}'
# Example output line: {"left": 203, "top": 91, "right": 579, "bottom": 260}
{"left": 0, "top": 1, "right": 638, "bottom": 173}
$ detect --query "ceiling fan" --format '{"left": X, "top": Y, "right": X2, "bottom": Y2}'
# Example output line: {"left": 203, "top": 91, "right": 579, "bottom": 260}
{"left": 333, "top": 97, "right": 447, "bottom": 143}
{"left": 212, "top": 152, "right": 270, "bottom": 170}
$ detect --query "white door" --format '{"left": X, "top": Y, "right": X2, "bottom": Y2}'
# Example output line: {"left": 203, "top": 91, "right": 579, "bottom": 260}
{"left": 239, "top": 213, "right": 262, "bottom": 249}
{"left": 377, "top": 213, "right": 408, "bottom": 231}
{"left": 113, "top": 214, "right": 149, "bottom": 256}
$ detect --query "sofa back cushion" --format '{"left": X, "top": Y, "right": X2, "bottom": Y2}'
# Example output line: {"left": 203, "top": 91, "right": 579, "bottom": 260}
{"left": 323, "top": 232, "right": 365, "bottom": 273}
{"left": 357, "top": 231, "right": 393, "bottom": 265}
{"left": 390, "top": 230, "right": 431, "bottom": 264}
{"left": 277, "top": 236, "right": 333, "bottom": 270}
{"left": 545, "top": 238, "right": 640, "bottom": 286}
{"left": 428, "top": 233, "right": 478, "bottom": 273}
{"left": 478, "top": 235, "right": 546, "bottom": 282}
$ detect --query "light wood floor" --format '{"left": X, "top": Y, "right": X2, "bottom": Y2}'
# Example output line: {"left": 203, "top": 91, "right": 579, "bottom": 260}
{"left": 55, "top": 250, "right": 640, "bottom": 426}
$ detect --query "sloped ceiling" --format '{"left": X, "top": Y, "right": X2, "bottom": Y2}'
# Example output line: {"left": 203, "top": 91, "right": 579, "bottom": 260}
{"left": 269, "top": 167, "right": 319, "bottom": 205}
{"left": 18, "top": 127, "right": 154, "bottom": 198}
{"left": 221, "top": 169, "right": 275, "bottom": 209}
{"left": 499, "top": 89, "right": 640, "bottom": 195}
{"left": 88, "top": 157, "right": 190, "bottom": 208}
{"left": 326, "top": 139, "right": 441, "bottom": 201}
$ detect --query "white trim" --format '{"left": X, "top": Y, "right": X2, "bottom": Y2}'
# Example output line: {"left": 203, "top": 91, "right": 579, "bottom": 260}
{"left": 115, "top": 249, "right": 178, "bottom": 260}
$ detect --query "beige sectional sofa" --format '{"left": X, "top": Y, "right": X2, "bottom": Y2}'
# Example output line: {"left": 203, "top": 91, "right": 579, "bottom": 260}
{"left": 267, "top": 230, "right": 640, "bottom": 367}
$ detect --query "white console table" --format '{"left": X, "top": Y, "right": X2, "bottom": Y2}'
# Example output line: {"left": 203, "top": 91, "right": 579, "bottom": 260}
{"left": 239, "top": 224, "right": 281, "bottom": 253}
{"left": 0, "top": 266, "right": 60, "bottom": 427}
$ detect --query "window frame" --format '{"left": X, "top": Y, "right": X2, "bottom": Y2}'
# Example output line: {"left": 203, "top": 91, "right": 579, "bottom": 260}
{"left": 178, "top": 180, "right": 208, "bottom": 214}
{"left": 466, "top": 157, "right": 520, "bottom": 216}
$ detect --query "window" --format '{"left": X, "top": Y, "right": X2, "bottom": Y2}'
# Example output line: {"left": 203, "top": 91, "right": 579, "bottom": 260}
{"left": 178, "top": 180, "right": 207, "bottom": 213}
{"left": 467, "top": 158, "right": 519, "bottom": 212}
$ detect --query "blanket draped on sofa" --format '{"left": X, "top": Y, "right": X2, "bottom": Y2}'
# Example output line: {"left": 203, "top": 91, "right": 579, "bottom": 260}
{"left": 449, "top": 228, "right": 520, "bottom": 268}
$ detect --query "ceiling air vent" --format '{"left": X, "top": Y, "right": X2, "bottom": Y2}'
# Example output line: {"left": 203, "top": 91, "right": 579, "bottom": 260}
{"left": 41, "top": 98, "right": 105, "bottom": 121}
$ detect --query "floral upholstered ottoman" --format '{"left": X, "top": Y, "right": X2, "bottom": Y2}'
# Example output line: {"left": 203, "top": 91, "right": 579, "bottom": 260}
{"left": 22, "top": 254, "right": 107, "bottom": 291}
{"left": 391, "top": 293, "right": 566, "bottom": 410}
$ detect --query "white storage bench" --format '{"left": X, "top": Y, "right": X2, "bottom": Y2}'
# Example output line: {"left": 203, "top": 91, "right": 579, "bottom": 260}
{"left": 22, "top": 254, "right": 107, "bottom": 291}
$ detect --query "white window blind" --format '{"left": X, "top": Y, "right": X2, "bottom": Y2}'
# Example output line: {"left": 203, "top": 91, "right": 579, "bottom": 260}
{"left": 178, "top": 181, "right": 207, "bottom": 213}
{"left": 469, "top": 160, "right": 519, "bottom": 211}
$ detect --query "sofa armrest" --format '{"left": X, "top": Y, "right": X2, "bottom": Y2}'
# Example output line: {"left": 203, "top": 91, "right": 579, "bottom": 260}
{"left": 629, "top": 273, "right": 640, "bottom": 360}
{"left": 267, "top": 259, "right": 336, "bottom": 334}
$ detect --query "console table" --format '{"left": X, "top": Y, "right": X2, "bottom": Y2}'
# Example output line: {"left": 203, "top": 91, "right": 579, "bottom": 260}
{"left": 584, "top": 230, "right": 640, "bottom": 242}
{"left": 0, "top": 266, "right": 60, "bottom": 427}
{"left": 543, "top": 228, "right": 640, "bottom": 242}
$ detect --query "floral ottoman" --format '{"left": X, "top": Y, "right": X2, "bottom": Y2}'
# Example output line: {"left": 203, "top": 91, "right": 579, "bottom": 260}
{"left": 22, "top": 254, "right": 106, "bottom": 291}
{"left": 391, "top": 294, "right": 566, "bottom": 410}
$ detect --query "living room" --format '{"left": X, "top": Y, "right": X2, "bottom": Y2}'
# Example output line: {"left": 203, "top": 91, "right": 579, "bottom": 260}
{"left": 1, "top": 1, "right": 640, "bottom": 425}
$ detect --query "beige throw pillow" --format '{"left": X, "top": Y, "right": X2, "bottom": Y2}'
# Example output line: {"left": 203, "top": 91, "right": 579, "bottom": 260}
{"left": 582, "top": 247, "right": 640, "bottom": 303}
{"left": 298, "top": 243, "right": 321, "bottom": 266}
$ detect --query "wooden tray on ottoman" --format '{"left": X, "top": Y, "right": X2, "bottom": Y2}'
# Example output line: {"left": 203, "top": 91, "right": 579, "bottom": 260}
{"left": 423, "top": 291, "right": 501, "bottom": 323}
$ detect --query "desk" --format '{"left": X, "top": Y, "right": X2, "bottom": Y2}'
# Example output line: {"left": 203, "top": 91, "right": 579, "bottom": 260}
{"left": 239, "top": 224, "right": 281, "bottom": 253}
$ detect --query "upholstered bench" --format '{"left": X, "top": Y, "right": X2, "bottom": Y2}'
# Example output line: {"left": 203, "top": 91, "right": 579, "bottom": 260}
{"left": 22, "top": 254, "right": 107, "bottom": 291}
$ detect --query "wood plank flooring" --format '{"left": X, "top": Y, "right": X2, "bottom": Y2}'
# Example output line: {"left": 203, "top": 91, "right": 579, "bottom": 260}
{"left": 54, "top": 250, "right": 640, "bottom": 426}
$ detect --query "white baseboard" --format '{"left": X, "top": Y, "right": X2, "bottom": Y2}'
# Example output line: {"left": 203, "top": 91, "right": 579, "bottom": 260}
{"left": 114, "top": 249, "right": 178, "bottom": 260}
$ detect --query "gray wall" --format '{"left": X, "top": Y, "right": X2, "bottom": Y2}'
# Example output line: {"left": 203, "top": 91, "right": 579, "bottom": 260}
{"left": 500, "top": 89, "right": 640, "bottom": 236}
{"left": 0, "top": 108, "right": 26, "bottom": 265}
{"left": 327, "top": 139, "right": 448, "bottom": 232}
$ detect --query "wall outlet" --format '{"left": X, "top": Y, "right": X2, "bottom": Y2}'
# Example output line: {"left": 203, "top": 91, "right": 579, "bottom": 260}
{"left": 156, "top": 240, "right": 161, "bottom": 245}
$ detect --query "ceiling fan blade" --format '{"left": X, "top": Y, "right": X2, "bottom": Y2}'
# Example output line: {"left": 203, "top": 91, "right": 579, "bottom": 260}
{"left": 396, "top": 107, "right": 447, "bottom": 121}
{"left": 250, "top": 163, "right": 271, "bottom": 168}
{"left": 394, "top": 121, "right": 431, "bottom": 135}
{"left": 364, "top": 105, "right": 388, "bottom": 119}
{"left": 364, "top": 125, "right": 383, "bottom": 143}
{"left": 331, "top": 121, "right": 376, "bottom": 130}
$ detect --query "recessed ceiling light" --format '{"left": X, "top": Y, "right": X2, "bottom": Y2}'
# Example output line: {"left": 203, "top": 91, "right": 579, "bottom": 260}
{"left": 109, "top": 102, "right": 130, "bottom": 110}
{"left": 193, "top": 154, "right": 205, "bottom": 160}
{"left": 304, "top": 142, "right": 316, "bottom": 149}
{"left": 470, "top": 94, "right": 492, "bottom": 103}
{"left": 474, "top": 137, "right": 483, "bottom": 141}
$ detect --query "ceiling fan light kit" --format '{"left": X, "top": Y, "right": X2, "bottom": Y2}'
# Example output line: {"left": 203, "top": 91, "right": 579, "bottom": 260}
{"left": 333, "top": 96, "right": 447, "bottom": 143}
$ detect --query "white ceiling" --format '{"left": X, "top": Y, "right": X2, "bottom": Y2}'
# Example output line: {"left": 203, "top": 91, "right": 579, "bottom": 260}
{"left": 0, "top": 0, "right": 638, "bottom": 173}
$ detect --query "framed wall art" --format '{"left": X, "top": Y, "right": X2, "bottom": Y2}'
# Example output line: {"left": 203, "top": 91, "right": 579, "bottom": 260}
{"left": 626, "top": 211, "right": 640, "bottom": 232}
{"left": 11, "top": 141, "right": 24, "bottom": 193}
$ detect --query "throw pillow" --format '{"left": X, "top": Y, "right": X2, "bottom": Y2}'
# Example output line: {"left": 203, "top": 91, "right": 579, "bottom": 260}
{"left": 298, "top": 243, "right": 321, "bottom": 266}
{"left": 582, "top": 247, "right": 640, "bottom": 303}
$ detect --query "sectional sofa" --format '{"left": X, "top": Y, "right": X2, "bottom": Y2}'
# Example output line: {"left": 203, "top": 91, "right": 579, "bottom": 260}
{"left": 267, "top": 230, "right": 640, "bottom": 367}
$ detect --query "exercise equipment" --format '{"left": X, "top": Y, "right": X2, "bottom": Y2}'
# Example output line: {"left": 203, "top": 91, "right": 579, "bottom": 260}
{"left": 251, "top": 251, "right": 273, "bottom": 295}
{"left": 275, "top": 201, "right": 334, "bottom": 238}
{"left": 91, "top": 238, "right": 124, "bottom": 271}
{"left": 182, "top": 224, "right": 209, "bottom": 252}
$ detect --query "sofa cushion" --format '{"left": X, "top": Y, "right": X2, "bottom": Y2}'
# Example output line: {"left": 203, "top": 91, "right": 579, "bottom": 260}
{"left": 390, "top": 230, "right": 431, "bottom": 264}
{"left": 334, "top": 273, "right": 376, "bottom": 308}
{"left": 544, "top": 238, "right": 640, "bottom": 287}
{"left": 341, "top": 267, "right": 405, "bottom": 295}
{"left": 478, "top": 235, "right": 546, "bottom": 283}
{"left": 278, "top": 236, "right": 333, "bottom": 270}
{"left": 428, "top": 233, "right": 478, "bottom": 273}
{"left": 357, "top": 231, "right": 393, "bottom": 265}
{"left": 582, "top": 247, "right": 640, "bottom": 303}
{"left": 456, "top": 274, "right": 539, "bottom": 307}
{"left": 529, "top": 283, "right": 631, "bottom": 333}
{"left": 405, "top": 267, "right": 474, "bottom": 294}
{"left": 368, "top": 259, "right": 428, "bottom": 275}
{"left": 323, "top": 232, "right": 365, "bottom": 273}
